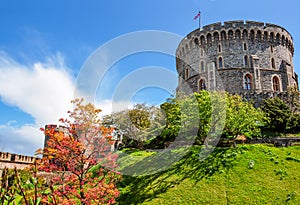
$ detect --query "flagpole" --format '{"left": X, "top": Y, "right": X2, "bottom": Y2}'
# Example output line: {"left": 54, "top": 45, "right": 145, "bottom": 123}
{"left": 199, "top": 11, "right": 201, "bottom": 30}
{"left": 194, "top": 11, "right": 201, "bottom": 30}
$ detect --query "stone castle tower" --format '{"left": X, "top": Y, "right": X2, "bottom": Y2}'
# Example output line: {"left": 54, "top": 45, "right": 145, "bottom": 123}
{"left": 176, "top": 20, "right": 298, "bottom": 97}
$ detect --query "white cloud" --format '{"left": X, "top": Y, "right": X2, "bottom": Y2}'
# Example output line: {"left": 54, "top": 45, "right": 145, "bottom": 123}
{"left": 96, "top": 99, "right": 134, "bottom": 117}
{"left": 0, "top": 52, "right": 75, "bottom": 155}
{"left": 0, "top": 123, "right": 42, "bottom": 156}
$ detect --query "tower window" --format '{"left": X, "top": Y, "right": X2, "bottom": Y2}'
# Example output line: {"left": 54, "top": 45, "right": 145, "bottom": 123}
{"left": 207, "top": 33, "right": 212, "bottom": 45}
{"left": 200, "top": 35, "right": 205, "bottom": 45}
{"left": 194, "top": 38, "right": 199, "bottom": 45}
{"left": 218, "top": 44, "right": 222, "bottom": 52}
{"left": 271, "top": 58, "right": 276, "bottom": 69}
{"left": 282, "top": 35, "right": 285, "bottom": 46}
{"left": 214, "top": 32, "right": 219, "bottom": 42}
{"left": 243, "top": 43, "right": 247, "bottom": 51}
{"left": 235, "top": 30, "right": 241, "bottom": 39}
{"left": 272, "top": 76, "right": 280, "bottom": 91}
{"left": 218, "top": 57, "right": 223, "bottom": 68}
{"left": 243, "top": 30, "right": 248, "bottom": 39}
{"left": 221, "top": 31, "right": 226, "bottom": 41}
{"left": 250, "top": 30, "right": 255, "bottom": 42}
{"left": 228, "top": 30, "right": 234, "bottom": 40}
{"left": 244, "top": 74, "right": 252, "bottom": 90}
{"left": 270, "top": 32, "right": 274, "bottom": 43}
{"left": 199, "top": 79, "right": 206, "bottom": 90}
{"left": 257, "top": 31, "right": 262, "bottom": 41}
{"left": 244, "top": 55, "right": 249, "bottom": 67}
{"left": 185, "top": 67, "right": 189, "bottom": 80}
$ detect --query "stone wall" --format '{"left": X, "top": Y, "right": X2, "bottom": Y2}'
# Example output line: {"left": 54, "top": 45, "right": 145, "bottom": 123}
{"left": 236, "top": 91, "right": 300, "bottom": 108}
{"left": 0, "top": 152, "right": 37, "bottom": 175}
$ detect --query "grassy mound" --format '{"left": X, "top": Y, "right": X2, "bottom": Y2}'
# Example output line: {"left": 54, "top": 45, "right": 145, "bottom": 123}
{"left": 117, "top": 144, "right": 300, "bottom": 204}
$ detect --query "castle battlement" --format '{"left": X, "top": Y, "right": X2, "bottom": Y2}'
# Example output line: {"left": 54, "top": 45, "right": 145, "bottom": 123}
{"left": 0, "top": 151, "right": 36, "bottom": 164}
{"left": 0, "top": 152, "right": 38, "bottom": 173}
{"left": 177, "top": 20, "right": 294, "bottom": 59}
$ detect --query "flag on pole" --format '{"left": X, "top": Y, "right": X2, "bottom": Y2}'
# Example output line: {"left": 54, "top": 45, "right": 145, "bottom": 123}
{"left": 194, "top": 11, "right": 201, "bottom": 20}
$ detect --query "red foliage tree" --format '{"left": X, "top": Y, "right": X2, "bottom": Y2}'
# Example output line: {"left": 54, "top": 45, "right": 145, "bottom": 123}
{"left": 38, "top": 98, "right": 120, "bottom": 205}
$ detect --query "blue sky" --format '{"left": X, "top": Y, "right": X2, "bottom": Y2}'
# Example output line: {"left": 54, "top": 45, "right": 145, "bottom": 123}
{"left": 0, "top": 0, "right": 300, "bottom": 156}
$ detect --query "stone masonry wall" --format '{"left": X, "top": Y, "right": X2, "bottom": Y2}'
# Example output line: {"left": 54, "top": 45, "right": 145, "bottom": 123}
{"left": 0, "top": 152, "right": 37, "bottom": 175}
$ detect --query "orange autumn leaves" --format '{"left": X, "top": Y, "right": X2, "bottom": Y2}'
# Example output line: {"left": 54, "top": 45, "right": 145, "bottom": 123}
{"left": 37, "top": 98, "right": 120, "bottom": 205}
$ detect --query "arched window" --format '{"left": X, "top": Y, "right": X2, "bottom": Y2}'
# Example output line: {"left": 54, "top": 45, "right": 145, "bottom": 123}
{"left": 213, "top": 32, "right": 219, "bottom": 42}
{"left": 218, "top": 57, "right": 223, "bottom": 68}
{"left": 272, "top": 76, "right": 280, "bottom": 91}
{"left": 244, "top": 55, "right": 249, "bottom": 67}
{"left": 276, "top": 33, "right": 281, "bottom": 45}
{"left": 221, "top": 30, "right": 226, "bottom": 41}
{"left": 228, "top": 30, "right": 234, "bottom": 40}
{"left": 270, "top": 32, "right": 274, "bottom": 43}
{"left": 281, "top": 35, "right": 285, "bottom": 46}
{"left": 200, "top": 35, "right": 205, "bottom": 45}
{"left": 271, "top": 58, "right": 276, "bottom": 69}
{"left": 243, "top": 30, "right": 248, "bottom": 39}
{"left": 244, "top": 74, "right": 252, "bottom": 90}
{"left": 199, "top": 79, "right": 206, "bottom": 90}
{"left": 263, "top": 31, "right": 268, "bottom": 41}
{"left": 194, "top": 38, "right": 199, "bottom": 45}
{"left": 200, "top": 61, "right": 205, "bottom": 72}
{"left": 207, "top": 33, "right": 212, "bottom": 45}
{"left": 270, "top": 45, "right": 273, "bottom": 53}
{"left": 250, "top": 30, "right": 255, "bottom": 41}
{"left": 243, "top": 43, "right": 247, "bottom": 51}
{"left": 257, "top": 30, "right": 262, "bottom": 42}
{"left": 185, "top": 67, "right": 189, "bottom": 80}
{"left": 235, "top": 29, "right": 241, "bottom": 40}
{"left": 218, "top": 44, "right": 222, "bottom": 52}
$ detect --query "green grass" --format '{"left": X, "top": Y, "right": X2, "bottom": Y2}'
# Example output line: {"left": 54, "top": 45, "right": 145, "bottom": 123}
{"left": 116, "top": 144, "right": 300, "bottom": 204}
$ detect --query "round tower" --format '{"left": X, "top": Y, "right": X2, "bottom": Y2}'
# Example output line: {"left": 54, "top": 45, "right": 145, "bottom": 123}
{"left": 176, "top": 20, "right": 298, "bottom": 94}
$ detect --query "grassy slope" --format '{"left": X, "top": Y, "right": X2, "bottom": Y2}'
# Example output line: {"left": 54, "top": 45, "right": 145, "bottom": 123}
{"left": 117, "top": 145, "right": 300, "bottom": 205}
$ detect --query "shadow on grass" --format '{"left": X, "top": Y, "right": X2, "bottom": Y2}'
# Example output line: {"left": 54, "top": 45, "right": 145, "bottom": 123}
{"left": 117, "top": 146, "right": 240, "bottom": 204}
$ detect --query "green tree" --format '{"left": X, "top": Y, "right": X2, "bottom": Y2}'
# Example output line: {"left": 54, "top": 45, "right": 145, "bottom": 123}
{"left": 0, "top": 164, "right": 45, "bottom": 205}
{"left": 224, "top": 94, "right": 266, "bottom": 147}
{"left": 160, "top": 91, "right": 226, "bottom": 147}
{"left": 261, "top": 97, "right": 291, "bottom": 131}
{"left": 103, "top": 104, "right": 165, "bottom": 149}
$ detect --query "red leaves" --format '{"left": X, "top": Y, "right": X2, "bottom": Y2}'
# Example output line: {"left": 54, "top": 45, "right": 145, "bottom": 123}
{"left": 37, "top": 98, "right": 120, "bottom": 204}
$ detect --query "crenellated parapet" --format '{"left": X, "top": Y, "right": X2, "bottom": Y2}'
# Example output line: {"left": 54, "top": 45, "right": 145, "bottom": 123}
{"left": 177, "top": 20, "right": 294, "bottom": 60}
{"left": 0, "top": 151, "right": 37, "bottom": 164}
{"left": 0, "top": 152, "right": 38, "bottom": 172}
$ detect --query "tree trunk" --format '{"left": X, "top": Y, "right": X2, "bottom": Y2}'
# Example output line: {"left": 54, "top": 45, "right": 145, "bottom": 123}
{"left": 233, "top": 140, "right": 237, "bottom": 148}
